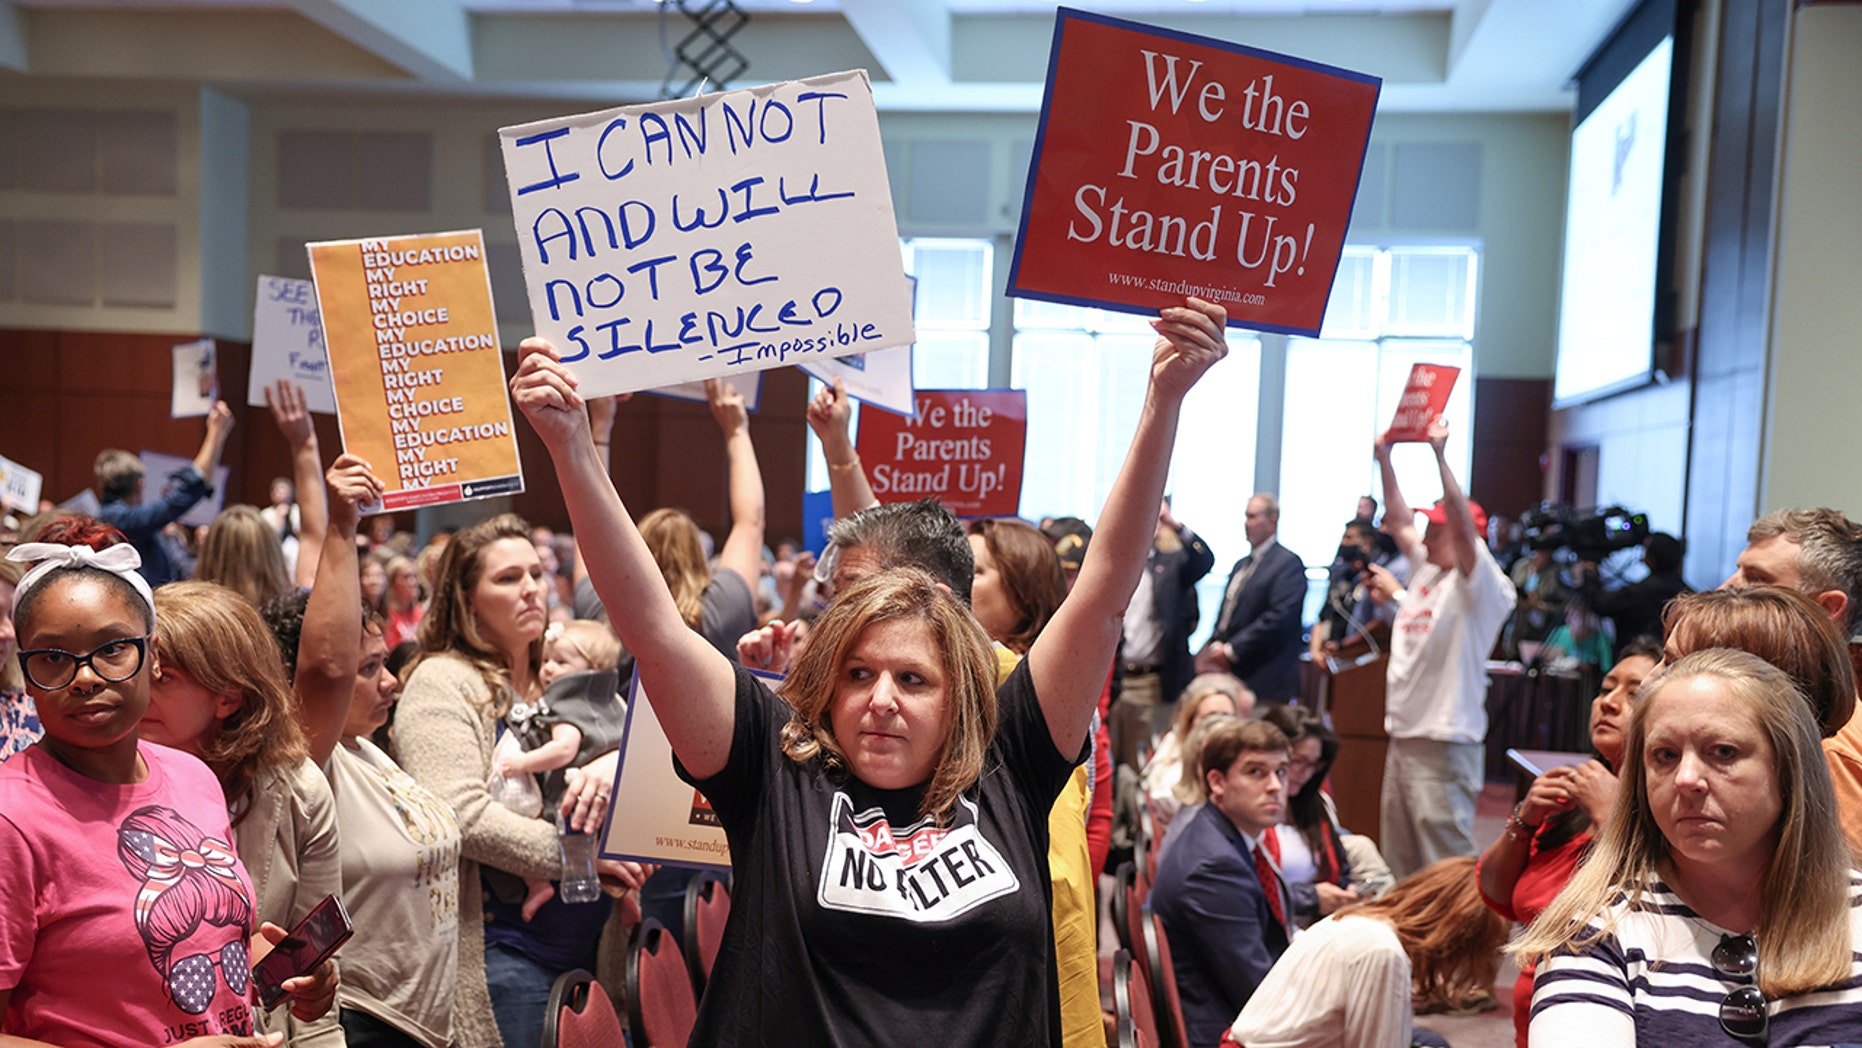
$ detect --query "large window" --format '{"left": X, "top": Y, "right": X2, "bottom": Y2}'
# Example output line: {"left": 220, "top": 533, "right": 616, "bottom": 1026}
{"left": 1276, "top": 246, "right": 1479, "bottom": 584}
{"left": 1012, "top": 300, "right": 1262, "bottom": 585}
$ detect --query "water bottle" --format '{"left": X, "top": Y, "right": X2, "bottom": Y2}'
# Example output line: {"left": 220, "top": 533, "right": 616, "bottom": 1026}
{"left": 557, "top": 818, "right": 602, "bottom": 905}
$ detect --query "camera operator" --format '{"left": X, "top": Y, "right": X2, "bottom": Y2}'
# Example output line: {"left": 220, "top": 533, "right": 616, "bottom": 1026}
{"left": 1573, "top": 532, "right": 1691, "bottom": 660}
{"left": 1308, "top": 517, "right": 1406, "bottom": 665}
{"left": 1503, "top": 546, "right": 1570, "bottom": 661}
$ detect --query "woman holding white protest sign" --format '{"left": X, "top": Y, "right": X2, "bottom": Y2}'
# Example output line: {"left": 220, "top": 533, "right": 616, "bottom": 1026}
{"left": 510, "top": 295, "right": 1226, "bottom": 1044}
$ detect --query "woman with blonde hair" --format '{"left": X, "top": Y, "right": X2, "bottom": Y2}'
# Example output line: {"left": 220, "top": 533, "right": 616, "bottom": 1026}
{"left": 1519, "top": 649, "right": 1862, "bottom": 1044}
{"left": 143, "top": 580, "right": 344, "bottom": 1046}
{"left": 1227, "top": 857, "right": 1507, "bottom": 1047}
{"left": 512, "top": 294, "right": 1228, "bottom": 1044}
{"left": 196, "top": 504, "right": 294, "bottom": 608}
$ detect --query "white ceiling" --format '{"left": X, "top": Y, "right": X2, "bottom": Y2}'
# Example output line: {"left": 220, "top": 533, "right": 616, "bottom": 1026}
{"left": 0, "top": 0, "right": 1640, "bottom": 113}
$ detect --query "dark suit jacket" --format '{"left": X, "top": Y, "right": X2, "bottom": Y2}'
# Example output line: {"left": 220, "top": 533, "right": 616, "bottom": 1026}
{"left": 1210, "top": 541, "right": 1307, "bottom": 702}
{"left": 1143, "top": 526, "right": 1217, "bottom": 702}
{"left": 1150, "top": 803, "right": 1289, "bottom": 1048}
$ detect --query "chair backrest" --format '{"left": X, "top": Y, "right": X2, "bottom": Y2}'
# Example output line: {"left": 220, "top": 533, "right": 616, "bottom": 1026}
{"left": 625, "top": 918, "right": 698, "bottom": 1048}
{"left": 1115, "top": 945, "right": 1161, "bottom": 1048}
{"left": 1143, "top": 911, "right": 1192, "bottom": 1048}
{"left": 1139, "top": 800, "right": 1160, "bottom": 885}
{"left": 1112, "top": 861, "right": 1136, "bottom": 954}
{"left": 1127, "top": 893, "right": 1154, "bottom": 992}
{"left": 681, "top": 869, "right": 732, "bottom": 997}
{"left": 542, "top": 968, "right": 625, "bottom": 1048}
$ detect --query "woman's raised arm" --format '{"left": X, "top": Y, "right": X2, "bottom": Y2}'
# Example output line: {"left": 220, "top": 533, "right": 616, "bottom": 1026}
{"left": 292, "top": 454, "right": 383, "bottom": 767}
{"left": 510, "top": 340, "right": 738, "bottom": 778}
{"left": 1028, "top": 298, "right": 1227, "bottom": 757}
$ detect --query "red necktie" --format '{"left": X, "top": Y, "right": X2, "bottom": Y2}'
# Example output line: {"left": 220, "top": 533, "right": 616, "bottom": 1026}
{"left": 1254, "top": 843, "right": 1287, "bottom": 930}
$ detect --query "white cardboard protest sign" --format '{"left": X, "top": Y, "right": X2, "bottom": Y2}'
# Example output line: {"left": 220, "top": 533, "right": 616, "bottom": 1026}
{"left": 599, "top": 670, "right": 745, "bottom": 870}
{"left": 800, "top": 345, "right": 915, "bottom": 417}
{"left": 499, "top": 70, "right": 915, "bottom": 398}
{"left": 171, "top": 339, "right": 217, "bottom": 418}
{"left": 248, "top": 275, "right": 336, "bottom": 414}
{"left": 0, "top": 454, "right": 42, "bottom": 514}
{"left": 139, "top": 450, "right": 230, "bottom": 530}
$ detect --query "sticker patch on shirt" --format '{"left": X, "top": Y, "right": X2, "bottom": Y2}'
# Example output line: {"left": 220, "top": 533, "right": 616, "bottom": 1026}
{"left": 816, "top": 792, "right": 1019, "bottom": 922}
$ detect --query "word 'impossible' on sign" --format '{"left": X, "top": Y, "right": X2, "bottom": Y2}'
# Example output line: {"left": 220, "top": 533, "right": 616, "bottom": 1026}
{"left": 308, "top": 229, "right": 525, "bottom": 513}
{"left": 855, "top": 390, "right": 1027, "bottom": 518}
{"left": 499, "top": 70, "right": 916, "bottom": 398}
{"left": 1009, "top": 8, "right": 1380, "bottom": 336}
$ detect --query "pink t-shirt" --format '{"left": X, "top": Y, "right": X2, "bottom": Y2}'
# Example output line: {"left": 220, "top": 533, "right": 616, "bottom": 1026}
{"left": 0, "top": 741, "right": 259, "bottom": 1047}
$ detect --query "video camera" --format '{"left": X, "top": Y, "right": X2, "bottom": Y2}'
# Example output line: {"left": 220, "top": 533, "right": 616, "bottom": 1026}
{"left": 1517, "top": 502, "right": 1650, "bottom": 563}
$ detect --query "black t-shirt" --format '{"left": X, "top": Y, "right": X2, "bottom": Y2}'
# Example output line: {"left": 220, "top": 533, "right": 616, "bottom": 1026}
{"left": 675, "top": 658, "right": 1081, "bottom": 1047}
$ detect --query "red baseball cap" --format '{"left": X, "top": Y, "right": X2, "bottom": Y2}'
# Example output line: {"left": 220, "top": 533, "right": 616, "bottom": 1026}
{"left": 1422, "top": 498, "right": 1488, "bottom": 536}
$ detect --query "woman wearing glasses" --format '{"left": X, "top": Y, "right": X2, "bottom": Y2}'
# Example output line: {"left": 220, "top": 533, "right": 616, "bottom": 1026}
{"left": 0, "top": 519, "right": 291, "bottom": 1047}
{"left": 1517, "top": 649, "right": 1862, "bottom": 1045}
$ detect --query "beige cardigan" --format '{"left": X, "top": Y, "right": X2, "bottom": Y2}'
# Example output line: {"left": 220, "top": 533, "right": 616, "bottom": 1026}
{"left": 237, "top": 756, "right": 345, "bottom": 1048}
{"left": 395, "top": 654, "right": 628, "bottom": 1048}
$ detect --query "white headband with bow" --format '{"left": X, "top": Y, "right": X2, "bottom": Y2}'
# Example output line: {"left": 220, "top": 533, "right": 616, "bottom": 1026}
{"left": 8, "top": 542, "right": 157, "bottom": 628}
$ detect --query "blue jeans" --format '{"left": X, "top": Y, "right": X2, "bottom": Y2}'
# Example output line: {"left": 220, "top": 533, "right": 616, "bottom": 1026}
{"left": 483, "top": 942, "right": 558, "bottom": 1048}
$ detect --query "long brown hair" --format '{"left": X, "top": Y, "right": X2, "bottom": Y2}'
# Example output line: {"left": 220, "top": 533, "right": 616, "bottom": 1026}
{"left": 1514, "top": 649, "right": 1853, "bottom": 997}
{"left": 779, "top": 568, "right": 998, "bottom": 822}
{"left": 195, "top": 505, "right": 293, "bottom": 609}
{"left": 152, "top": 581, "right": 308, "bottom": 820}
{"left": 413, "top": 513, "right": 545, "bottom": 717}
{"left": 966, "top": 518, "right": 1067, "bottom": 656}
{"left": 639, "top": 508, "right": 711, "bottom": 630}
{"left": 1663, "top": 585, "right": 1857, "bottom": 736}
{"left": 1340, "top": 857, "right": 1506, "bottom": 1010}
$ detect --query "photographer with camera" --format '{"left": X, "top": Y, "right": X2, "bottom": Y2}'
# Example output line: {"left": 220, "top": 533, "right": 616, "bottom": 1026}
{"left": 1573, "top": 531, "right": 1690, "bottom": 660}
{"left": 1365, "top": 418, "right": 1515, "bottom": 879}
{"left": 1309, "top": 517, "right": 1407, "bottom": 666}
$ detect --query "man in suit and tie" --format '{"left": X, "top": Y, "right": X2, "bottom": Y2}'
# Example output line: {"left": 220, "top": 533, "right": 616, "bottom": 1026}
{"left": 1112, "top": 497, "right": 1217, "bottom": 768}
{"left": 1196, "top": 493, "right": 1307, "bottom": 703}
{"left": 1150, "top": 719, "right": 1293, "bottom": 1048}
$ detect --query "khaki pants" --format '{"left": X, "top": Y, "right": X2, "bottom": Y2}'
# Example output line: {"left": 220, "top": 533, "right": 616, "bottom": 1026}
{"left": 1110, "top": 671, "right": 1167, "bottom": 770}
{"left": 1379, "top": 736, "right": 1482, "bottom": 880}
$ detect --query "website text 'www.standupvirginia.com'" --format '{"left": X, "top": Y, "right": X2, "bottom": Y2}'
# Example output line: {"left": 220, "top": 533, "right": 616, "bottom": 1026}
{"left": 1107, "top": 272, "right": 1267, "bottom": 308}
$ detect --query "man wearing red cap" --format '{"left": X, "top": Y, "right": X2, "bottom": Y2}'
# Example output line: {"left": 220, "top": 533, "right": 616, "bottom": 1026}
{"left": 1364, "top": 417, "right": 1515, "bottom": 878}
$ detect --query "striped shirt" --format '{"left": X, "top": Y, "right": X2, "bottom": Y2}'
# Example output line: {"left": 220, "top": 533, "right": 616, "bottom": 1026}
{"left": 1529, "top": 875, "right": 1862, "bottom": 1047}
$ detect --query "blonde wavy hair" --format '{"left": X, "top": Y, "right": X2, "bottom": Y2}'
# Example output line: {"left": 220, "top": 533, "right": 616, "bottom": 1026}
{"left": 153, "top": 581, "right": 308, "bottom": 821}
{"left": 639, "top": 508, "right": 711, "bottom": 631}
{"left": 779, "top": 568, "right": 998, "bottom": 822}
{"left": 1512, "top": 649, "right": 1852, "bottom": 998}
{"left": 195, "top": 505, "right": 292, "bottom": 608}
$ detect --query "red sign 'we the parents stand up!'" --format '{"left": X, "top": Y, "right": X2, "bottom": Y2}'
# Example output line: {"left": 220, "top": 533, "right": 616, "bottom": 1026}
{"left": 1009, "top": 8, "right": 1380, "bottom": 337}
{"left": 855, "top": 391, "right": 1027, "bottom": 519}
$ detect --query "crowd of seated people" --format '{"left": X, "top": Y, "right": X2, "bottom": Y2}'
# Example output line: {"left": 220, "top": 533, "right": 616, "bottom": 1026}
{"left": 11, "top": 300, "right": 1862, "bottom": 1048}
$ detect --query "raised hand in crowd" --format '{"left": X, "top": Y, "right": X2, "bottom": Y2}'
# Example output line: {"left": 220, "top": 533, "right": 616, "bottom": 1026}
{"left": 736, "top": 617, "right": 805, "bottom": 674}
{"left": 292, "top": 453, "right": 385, "bottom": 766}
{"left": 263, "top": 379, "right": 326, "bottom": 586}
{"left": 807, "top": 376, "right": 878, "bottom": 517}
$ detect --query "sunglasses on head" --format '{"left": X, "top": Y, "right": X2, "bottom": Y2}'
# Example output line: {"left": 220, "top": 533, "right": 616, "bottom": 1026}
{"left": 1712, "top": 932, "right": 1768, "bottom": 1043}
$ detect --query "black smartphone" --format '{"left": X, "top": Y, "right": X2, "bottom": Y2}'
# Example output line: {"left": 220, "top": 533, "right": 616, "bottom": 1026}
{"left": 250, "top": 893, "right": 354, "bottom": 1011}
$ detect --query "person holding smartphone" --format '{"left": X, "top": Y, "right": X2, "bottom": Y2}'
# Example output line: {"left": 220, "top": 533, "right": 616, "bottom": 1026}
{"left": 0, "top": 519, "right": 322, "bottom": 1048}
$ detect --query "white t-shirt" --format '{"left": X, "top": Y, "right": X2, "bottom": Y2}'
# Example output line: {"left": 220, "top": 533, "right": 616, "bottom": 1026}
{"left": 1384, "top": 543, "right": 1514, "bottom": 743}
{"left": 1228, "top": 914, "right": 1411, "bottom": 1048}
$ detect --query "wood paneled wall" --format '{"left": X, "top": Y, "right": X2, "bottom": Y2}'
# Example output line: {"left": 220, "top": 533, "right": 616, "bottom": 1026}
{"left": 0, "top": 328, "right": 811, "bottom": 544}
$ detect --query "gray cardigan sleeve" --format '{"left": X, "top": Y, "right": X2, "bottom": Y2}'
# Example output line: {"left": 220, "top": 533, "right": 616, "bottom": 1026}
{"left": 393, "top": 655, "right": 562, "bottom": 881}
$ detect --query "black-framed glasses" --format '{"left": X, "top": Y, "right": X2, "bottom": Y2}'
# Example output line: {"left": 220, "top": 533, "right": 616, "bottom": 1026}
{"left": 1713, "top": 932, "right": 1768, "bottom": 1043}
{"left": 17, "top": 636, "right": 149, "bottom": 690}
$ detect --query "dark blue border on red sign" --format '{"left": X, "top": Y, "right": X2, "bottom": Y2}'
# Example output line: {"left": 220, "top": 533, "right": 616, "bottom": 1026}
{"left": 1005, "top": 6, "right": 1383, "bottom": 338}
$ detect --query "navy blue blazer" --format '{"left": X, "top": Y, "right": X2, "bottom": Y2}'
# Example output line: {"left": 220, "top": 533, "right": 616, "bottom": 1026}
{"left": 1149, "top": 803, "right": 1289, "bottom": 1048}
{"left": 1142, "top": 527, "right": 1217, "bottom": 703}
{"left": 1209, "top": 541, "right": 1307, "bottom": 702}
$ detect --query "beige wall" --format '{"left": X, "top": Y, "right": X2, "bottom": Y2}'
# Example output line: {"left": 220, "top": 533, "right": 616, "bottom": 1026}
{"left": 1760, "top": 3, "right": 1862, "bottom": 515}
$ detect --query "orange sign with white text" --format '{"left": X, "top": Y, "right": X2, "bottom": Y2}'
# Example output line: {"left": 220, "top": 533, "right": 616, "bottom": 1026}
{"left": 309, "top": 230, "right": 524, "bottom": 512}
